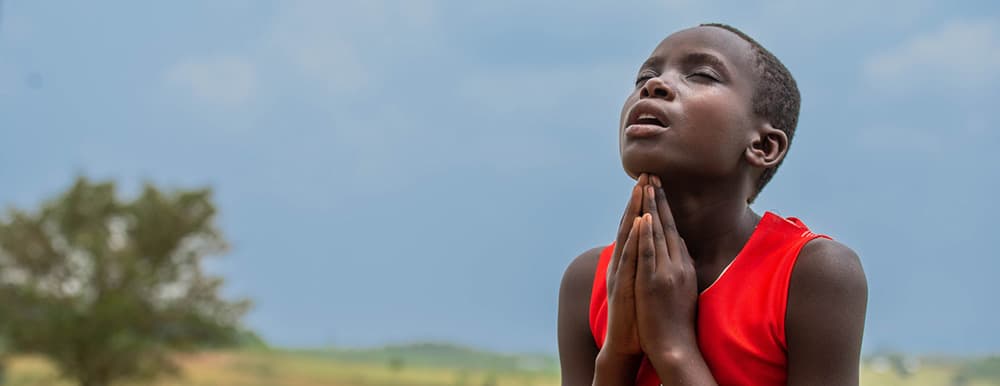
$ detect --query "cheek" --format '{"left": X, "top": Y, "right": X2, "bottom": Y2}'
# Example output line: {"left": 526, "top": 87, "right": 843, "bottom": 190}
{"left": 679, "top": 93, "right": 753, "bottom": 170}
{"left": 685, "top": 93, "right": 750, "bottom": 147}
{"left": 619, "top": 92, "right": 640, "bottom": 148}
{"left": 619, "top": 93, "right": 639, "bottom": 129}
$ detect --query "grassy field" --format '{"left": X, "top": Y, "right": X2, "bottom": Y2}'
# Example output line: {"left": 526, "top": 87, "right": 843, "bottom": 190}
{"left": 2, "top": 344, "right": 998, "bottom": 386}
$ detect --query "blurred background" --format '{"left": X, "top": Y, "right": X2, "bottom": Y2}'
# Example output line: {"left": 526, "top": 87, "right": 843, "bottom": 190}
{"left": 1, "top": 1, "right": 998, "bottom": 385}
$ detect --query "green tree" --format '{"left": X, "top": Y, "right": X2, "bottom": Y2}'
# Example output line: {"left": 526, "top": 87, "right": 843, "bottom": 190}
{"left": 0, "top": 177, "right": 250, "bottom": 386}
{"left": 388, "top": 356, "right": 405, "bottom": 373}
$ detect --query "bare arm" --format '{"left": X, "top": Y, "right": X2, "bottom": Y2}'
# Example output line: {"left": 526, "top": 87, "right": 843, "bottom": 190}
{"left": 558, "top": 247, "right": 601, "bottom": 386}
{"left": 785, "top": 238, "right": 868, "bottom": 386}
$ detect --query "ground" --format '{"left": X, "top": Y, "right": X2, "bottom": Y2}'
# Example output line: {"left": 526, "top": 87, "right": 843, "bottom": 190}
{"left": 2, "top": 346, "right": 997, "bottom": 386}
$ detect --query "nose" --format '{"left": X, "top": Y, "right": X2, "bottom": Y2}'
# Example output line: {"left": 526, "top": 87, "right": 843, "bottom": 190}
{"left": 640, "top": 76, "right": 675, "bottom": 100}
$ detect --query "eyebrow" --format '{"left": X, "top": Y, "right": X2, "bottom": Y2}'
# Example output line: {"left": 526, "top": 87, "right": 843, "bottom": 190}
{"left": 639, "top": 56, "right": 664, "bottom": 71}
{"left": 679, "top": 52, "right": 730, "bottom": 77}
{"left": 638, "top": 51, "right": 732, "bottom": 78}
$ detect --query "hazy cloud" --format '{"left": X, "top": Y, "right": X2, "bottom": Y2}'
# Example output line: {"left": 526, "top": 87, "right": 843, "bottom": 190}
{"left": 455, "top": 63, "right": 632, "bottom": 114}
{"left": 164, "top": 55, "right": 257, "bottom": 108}
{"left": 865, "top": 19, "right": 1000, "bottom": 93}
{"left": 262, "top": 0, "right": 441, "bottom": 96}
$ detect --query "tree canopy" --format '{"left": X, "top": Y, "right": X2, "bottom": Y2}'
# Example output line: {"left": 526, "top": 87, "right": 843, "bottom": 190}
{"left": 0, "top": 177, "right": 250, "bottom": 386}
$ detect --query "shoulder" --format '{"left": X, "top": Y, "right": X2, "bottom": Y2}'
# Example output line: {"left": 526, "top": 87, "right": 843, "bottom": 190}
{"left": 557, "top": 246, "right": 605, "bottom": 349}
{"left": 559, "top": 246, "right": 605, "bottom": 300}
{"left": 786, "top": 237, "right": 868, "bottom": 341}
{"left": 558, "top": 246, "right": 605, "bottom": 321}
{"left": 558, "top": 247, "right": 605, "bottom": 386}
{"left": 783, "top": 233, "right": 868, "bottom": 384}
{"left": 792, "top": 238, "right": 867, "bottom": 296}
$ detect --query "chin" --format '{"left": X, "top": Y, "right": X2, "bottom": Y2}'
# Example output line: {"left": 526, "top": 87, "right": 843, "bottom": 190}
{"left": 620, "top": 151, "right": 670, "bottom": 180}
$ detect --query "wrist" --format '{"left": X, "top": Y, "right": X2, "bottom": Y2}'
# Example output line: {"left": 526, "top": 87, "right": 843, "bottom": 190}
{"left": 642, "top": 326, "right": 698, "bottom": 359}
{"left": 595, "top": 349, "right": 643, "bottom": 372}
{"left": 594, "top": 350, "right": 644, "bottom": 386}
{"left": 647, "top": 345, "right": 703, "bottom": 374}
{"left": 645, "top": 345, "right": 719, "bottom": 386}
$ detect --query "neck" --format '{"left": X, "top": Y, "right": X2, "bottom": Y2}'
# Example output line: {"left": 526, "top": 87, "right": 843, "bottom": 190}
{"left": 658, "top": 177, "right": 761, "bottom": 265}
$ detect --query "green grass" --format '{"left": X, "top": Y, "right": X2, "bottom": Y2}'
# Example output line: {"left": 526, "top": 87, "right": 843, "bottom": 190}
{"left": 2, "top": 345, "right": 998, "bottom": 386}
{"left": 2, "top": 345, "right": 559, "bottom": 386}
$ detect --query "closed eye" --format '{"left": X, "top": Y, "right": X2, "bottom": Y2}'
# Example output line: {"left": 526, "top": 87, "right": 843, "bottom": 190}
{"left": 687, "top": 71, "right": 719, "bottom": 82}
{"left": 635, "top": 71, "right": 658, "bottom": 87}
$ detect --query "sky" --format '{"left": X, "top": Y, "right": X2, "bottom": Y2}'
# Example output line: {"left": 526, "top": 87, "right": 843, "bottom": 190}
{"left": 1, "top": 1, "right": 998, "bottom": 355}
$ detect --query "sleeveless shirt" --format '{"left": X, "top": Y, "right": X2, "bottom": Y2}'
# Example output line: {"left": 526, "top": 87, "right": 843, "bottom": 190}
{"left": 588, "top": 211, "right": 829, "bottom": 386}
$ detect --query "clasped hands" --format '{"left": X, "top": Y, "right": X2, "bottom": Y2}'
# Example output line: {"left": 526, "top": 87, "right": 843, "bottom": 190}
{"left": 603, "top": 173, "right": 700, "bottom": 362}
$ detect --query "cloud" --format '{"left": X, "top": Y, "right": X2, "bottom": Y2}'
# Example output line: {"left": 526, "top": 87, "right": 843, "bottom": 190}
{"left": 753, "top": 0, "right": 933, "bottom": 37}
{"left": 455, "top": 63, "right": 633, "bottom": 114}
{"left": 261, "top": 0, "right": 441, "bottom": 96}
{"left": 164, "top": 55, "right": 257, "bottom": 108}
{"left": 864, "top": 19, "right": 1000, "bottom": 93}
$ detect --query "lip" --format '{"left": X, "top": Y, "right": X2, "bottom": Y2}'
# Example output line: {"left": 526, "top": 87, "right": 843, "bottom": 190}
{"left": 624, "top": 123, "right": 670, "bottom": 138}
{"left": 624, "top": 100, "right": 672, "bottom": 138}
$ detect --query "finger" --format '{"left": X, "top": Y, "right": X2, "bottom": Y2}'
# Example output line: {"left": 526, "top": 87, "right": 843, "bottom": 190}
{"left": 679, "top": 236, "right": 694, "bottom": 265}
{"left": 641, "top": 177, "right": 653, "bottom": 216}
{"left": 637, "top": 172, "right": 649, "bottom": 188}
{"left": 652, "top": 181, "right": 685, "bottom": 262}
{"left": 611, "top": 184, "right": 643, "bottom": 277}
{"left": 644, "top": 185, "right": 671, "bottom": 268}
{"left": 618, "top": 175, "right": 645, "bottom": 228}
{"left": 616, "top": 216, "right": 642, "bottom": 290}
{"left": 638, "top": 213, "right": 657, "bottom": 276}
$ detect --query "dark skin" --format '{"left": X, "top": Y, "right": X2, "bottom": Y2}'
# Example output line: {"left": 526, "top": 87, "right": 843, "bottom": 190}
{"left": 557, "top": 26, "right": 868, "bottom": 386}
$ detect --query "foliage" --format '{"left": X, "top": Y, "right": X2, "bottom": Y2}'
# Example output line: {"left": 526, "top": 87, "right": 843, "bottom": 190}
{"left": 0, "top": 177, "right": 249, "bottom": 386}
{"left": 388, "top": 356, "right": 405, "bottom": 373}
{"left": 956, "top": 356, "right": 1000, "bottom": 382}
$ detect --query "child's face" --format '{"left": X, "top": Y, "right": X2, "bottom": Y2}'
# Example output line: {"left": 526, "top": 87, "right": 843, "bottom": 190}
{"left": 619, "top": 26, "right": 758, "bottom": 181}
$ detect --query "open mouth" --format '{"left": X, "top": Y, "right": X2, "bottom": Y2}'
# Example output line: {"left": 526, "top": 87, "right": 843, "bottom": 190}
{"left": 634, "top": 113, "right": 667, "bottom": 127}
{"left": 624, "top": 103, "right": 672, "bottom": 138}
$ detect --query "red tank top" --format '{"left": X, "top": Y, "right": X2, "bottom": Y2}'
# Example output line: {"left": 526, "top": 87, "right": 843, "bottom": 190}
{"left": 588, "top": 211, "right": 828, "bottom": 386}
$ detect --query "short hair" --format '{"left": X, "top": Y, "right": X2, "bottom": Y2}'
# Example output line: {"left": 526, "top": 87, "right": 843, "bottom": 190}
{"left": 700, "top": 23, "right": 800, "bottom": 203}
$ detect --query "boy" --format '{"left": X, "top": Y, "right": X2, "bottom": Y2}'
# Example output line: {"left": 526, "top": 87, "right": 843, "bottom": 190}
{"left": 557, "top": 24, "right": 868, "bottom": 386}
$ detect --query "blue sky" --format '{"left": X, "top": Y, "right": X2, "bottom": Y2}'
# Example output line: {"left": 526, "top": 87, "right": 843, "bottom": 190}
{"left": 1, "top": 1, "right": 998, "bottom": 354}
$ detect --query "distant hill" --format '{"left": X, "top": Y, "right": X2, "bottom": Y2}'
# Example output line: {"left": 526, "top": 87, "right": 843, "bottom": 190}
{"left": 298, "top": 342, "right": 558, "bottom": 373}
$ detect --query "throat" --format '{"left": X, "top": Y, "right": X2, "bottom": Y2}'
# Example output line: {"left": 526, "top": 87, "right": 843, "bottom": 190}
{"left": 697, "top": 257, "right": 738, "bottom": 294}
{"left": 687, "top": 209, "right": 762, "bottom": 293}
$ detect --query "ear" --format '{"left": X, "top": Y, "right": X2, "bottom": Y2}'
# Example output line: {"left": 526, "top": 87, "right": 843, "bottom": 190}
{"left": 744, "top": 123, "right": 789, "bottom": 169}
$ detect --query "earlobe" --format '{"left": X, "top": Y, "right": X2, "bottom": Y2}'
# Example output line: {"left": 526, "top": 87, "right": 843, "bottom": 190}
{"left": 745, "top": 124, "right": 789, "bottom": 168}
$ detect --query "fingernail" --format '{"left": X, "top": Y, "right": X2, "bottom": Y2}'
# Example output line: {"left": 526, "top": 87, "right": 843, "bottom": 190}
{"left": 652, "top": 175, "right": 661, "bottom": 187}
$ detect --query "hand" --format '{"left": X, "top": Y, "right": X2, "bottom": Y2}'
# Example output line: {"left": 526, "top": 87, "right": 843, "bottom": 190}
{"left": 635, "top": 176, "right": 700, "bottom": 359}
{"left": 602, "top": 174, "right": 648, "bottom": 358}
